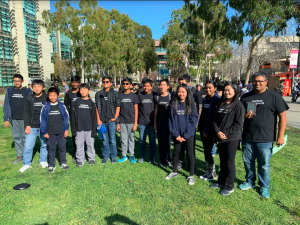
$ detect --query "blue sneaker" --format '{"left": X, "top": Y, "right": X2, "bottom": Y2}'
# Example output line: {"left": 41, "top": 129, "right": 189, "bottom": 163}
{"left": 102, "top": 158, "right": 109, "bottom": 164}
{"left": 129, "top": 156, "right": 136, "bottom": 163}
{"left": 260, "top": 187, "right": 270, "bottom": 199}
{"left": 117, "top": 156, "right": 128, "bottom": 163}
{"left": 239, "top": 182, "right": 255, "bottom": 190}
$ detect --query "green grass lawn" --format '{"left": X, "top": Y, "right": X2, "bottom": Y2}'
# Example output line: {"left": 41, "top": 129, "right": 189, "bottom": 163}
{"left": 0, "top": 108, "right": 299, "bottom": 225}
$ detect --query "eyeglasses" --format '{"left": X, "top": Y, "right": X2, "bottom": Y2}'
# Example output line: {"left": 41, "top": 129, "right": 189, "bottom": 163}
{"left": 103, "top": 81, "right": 110, "bottom": 84}
{"left": 123, "top": 83, "right": 130, "bottom": 85}
{"left": 253, "top": 80, "right": 266, "bottom": 84}
{"left": 13, "top": 80, "right": 22, "bottom": 83}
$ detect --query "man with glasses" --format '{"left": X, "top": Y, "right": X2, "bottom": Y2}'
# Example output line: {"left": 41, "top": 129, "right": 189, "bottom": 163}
{"left": 95, "top": 76, "right": 121, "bottom": 164}
{"left": 239, "top": 72, "right": 289, "bottom": 198}
{"left": 3, "top": 74, "right": 32, "bottom": 164}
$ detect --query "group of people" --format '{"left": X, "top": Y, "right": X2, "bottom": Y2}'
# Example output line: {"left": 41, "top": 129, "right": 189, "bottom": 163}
{"left": 3, "top": 71, "right": 288, "bottom": 199}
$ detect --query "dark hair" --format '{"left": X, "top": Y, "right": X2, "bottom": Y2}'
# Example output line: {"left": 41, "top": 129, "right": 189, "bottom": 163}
{"left": 143, "top": 79, "right": 153, "bottom": 86}
{"left": 160, "top": 79, "right": 169, "bottom": 86}
{"left": 217, "top": 80, "right": 226, "bottom": 91}
{"left": 122, "top": 77, "right": 132, "bottom": 84}
{"left": 173, "top": 84, "right": 195, "bottom": 115}
{"left": 13, "top": 74, "right": 23, "bottom": 81}
{"left": 217, "top": 82, "right": 240, "bottom": 110}
{"left": 102, "top": 76, "right": 112, "bottom": 82}
{"left": 32, "top": 79, "right": 45, "bottom": 87}
{"left": 252, "top": 71, "right": 268, "bottom": 81}
{"left": 196, "top": 84, "right": 201, "bottom": 88}
{"left": 132, "top": 83, "right": 138, "bottom": 87}
{"left": 205, "top": 80, "right": 217, "bottom": 87}
{"left": 48, "top": 87, "right": 59, "bottom": 95}
{"left": 178, "top": 74, "right": 191, "bottom": 83}
{"left": 71, "top": 75, "right": 81, "bottom": 82}
{"left": 80, "top": 83, "right": 90, "bottom": 90}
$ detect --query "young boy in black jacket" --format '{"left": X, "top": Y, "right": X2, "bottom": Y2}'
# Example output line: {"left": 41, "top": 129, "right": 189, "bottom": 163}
{"left": 71, "top": 83, "right": 98, "bottom": 167}
{"left": 19, "top": 79, "right": 48, "bottom": 173}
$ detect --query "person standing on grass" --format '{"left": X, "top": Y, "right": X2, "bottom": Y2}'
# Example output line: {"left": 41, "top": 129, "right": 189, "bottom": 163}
{"left": 211, "top": 82, "right": 245, "bottom": 196}
{"left": 166, "top": 84, "right": 198, "bottom": 185}
{"left": 239, "top": 72, "right": 288, "bottom": 199}
{"left": 19, "top": 79, "right": 48, "bottom": 173}
{"left": 62, "top": 81, "right": 69, "bottom": 95}
{"left": 40, "top": 87, "right": 69, "bottom": 173}
{"left": 199, "top": 81, "right": 220, "bottom": 181}
{"left": 71, "top": 83, "right": 98, "bottom": 167}
{"left": 3, "top": 74, "right": 31, "bottom": 164}
{"left": 95, "top": 76, "right": 121, "bottom": 164}
{"left": 117, "top": 77, "right": 139, "bottom": 163}
{"left": 154, "top": 79, "right": 172, "bottom": 167}
{"left": 64, "top": 75, "right": 81, "bottom": 163}
{"left": 137, "top": 79, "right": 157, "bottom": 164}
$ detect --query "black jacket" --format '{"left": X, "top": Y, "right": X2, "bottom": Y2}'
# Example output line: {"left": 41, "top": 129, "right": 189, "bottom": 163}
{"left": 23, "top": 92, "right": 48, "bottom": 128}
{"left": 71, "top": 98, "right": 97, "bottom": 138}
{"left": 64, "top": 89, "right": 82, "bottom": 114}
{"left": 95, "top": 89, "right": 121, "bottom": 124}
{"left": 212, "top": 100, "right": 245, "bottom": 143}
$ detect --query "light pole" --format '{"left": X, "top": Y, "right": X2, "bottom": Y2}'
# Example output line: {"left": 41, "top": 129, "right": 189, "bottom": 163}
{"left": 81, "top": 16, "right": 85, "bottom": 84}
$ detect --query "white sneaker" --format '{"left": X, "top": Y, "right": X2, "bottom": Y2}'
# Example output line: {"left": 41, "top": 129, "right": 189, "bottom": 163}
{"left": 19, "top": 165, "right": 32, "bottom": 173}
{"left": 39, "top": 161, "right": 48, "bottom": 168}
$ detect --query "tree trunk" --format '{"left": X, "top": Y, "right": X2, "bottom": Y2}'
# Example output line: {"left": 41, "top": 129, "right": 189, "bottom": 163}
{"left": 197, "top": 63, "right": 201, "bottom": 84}
{"left": 203, "top": 21, "right": 208, "bottom": 83}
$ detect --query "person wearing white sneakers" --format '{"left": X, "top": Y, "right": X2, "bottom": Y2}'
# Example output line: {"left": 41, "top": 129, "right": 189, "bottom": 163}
{"left": 19, "top": 79, "right": 48, "bottom": 173}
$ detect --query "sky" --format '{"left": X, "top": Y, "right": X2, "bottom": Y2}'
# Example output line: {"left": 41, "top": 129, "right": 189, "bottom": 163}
{"left": 50, "top": 1, "right": 185, "bottom": 40}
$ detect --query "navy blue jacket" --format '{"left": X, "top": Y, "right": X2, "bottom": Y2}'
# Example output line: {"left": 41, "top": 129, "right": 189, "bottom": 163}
{"left": 40, "top": 102, "right": 69, "bottom": 135}
{"left": 169, "top": 101, "right": 198, "bottom": 140}
{"left": 3, "top": 87, "right": 32, "bottom": 123}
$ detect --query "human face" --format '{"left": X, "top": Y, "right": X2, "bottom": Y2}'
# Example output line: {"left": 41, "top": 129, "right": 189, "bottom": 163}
{"left": 32, "top": 84, "right": 44, "bottom": 95}
{"left": 122, "top": 81, "right": 132, "bottom": 91}
{"left": 80, "top": 87, "right": 90, "bottom": 98}
{"left": 71, "top": 81, "right": 80, "bottom": 89}
{"left": 143, "top": 83, "right": 152, "bottom": 94}
{"left": 205, "top": 83, "right": 216, "bottom": 97}
{"left": 13, "top": 78, "right": 23, "bottom": 88}
{"left": 224, "top": 85, "right": 235, "bottom": 101}
{"left": 197, "top": 86, "right": 201, "bottom": 92}
{"left": 159, "top": 81, "right": 169, "bottom": 93}
{"left": 48, "top": 92, "right": 58, "bottom": 103}
{"left": 178, "top": 87, "right": 187, "bottom": 102}
{"left": 253, "top": 76, "right": 268, "bottom": 93}
{"left": 102, "top": 79, "right": 112, "bottom": 90}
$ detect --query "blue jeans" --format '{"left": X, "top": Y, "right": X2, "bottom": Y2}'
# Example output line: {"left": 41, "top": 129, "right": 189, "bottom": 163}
{"left": 139, "top": 125, "right": 156, "bottom": 159}
{"left": 23, "top": 128, "right": 48, "bottom": 166}
{"left": 102, "top": 122, "right": 117, "bottom": 160}
{"left": 242, "top": 140, "right": 273, "bottom": 189}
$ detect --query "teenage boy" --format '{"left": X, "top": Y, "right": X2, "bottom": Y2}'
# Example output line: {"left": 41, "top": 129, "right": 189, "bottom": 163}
{"left": 40, "top": 87, "right": 69, "bottom": 173}
{"left": 117, "top": 77, "right": 139, "bottom": 163}
{"left": 154, "top": 79, "right": 172, "bottom": 167}
{"left": 19, "top": 79, "right": 48, "bottom": 173}
{"left": 95, "top": 76, "right": 121, "bottom": 164}
{"left": 71, "top": 83, "right": 98, "bottom": 167}
{"left": 3, "top": 74, "right": 31, "bottom": 164}
{"left": 64, "top": 75, "right": 81, "bottom": 162}
{"left": 137, "top": 79, "right": 157, "bottom": 164}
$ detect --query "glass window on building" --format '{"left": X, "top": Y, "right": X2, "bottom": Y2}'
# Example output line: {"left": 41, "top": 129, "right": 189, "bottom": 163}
{"left": 0, "top": 64, "right": 14, "bottom": 87}
{"left": 24, "top": 17, "right": 37, "bottom": 40}
{"left": 0, "top": 5, "right": 11, "bottom": 34}
{"left": 26, "top": 42, "right": 39, "bottom": 64}
{"left": 156, "top": 47, "right": 167, "bottom": 53}
{"left": 23, "top": 0, "right": 36, "bottom": 16}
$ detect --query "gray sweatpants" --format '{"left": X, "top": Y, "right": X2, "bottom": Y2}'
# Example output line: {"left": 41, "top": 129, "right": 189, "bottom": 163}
{"left": 75, "top": 131, "right": 95, "bottom": 162}
{"left": 120, "top": 123, "right": 135, "bottom": 157}
{"left": 11, "top": 119, "right": 25, "bottom": 157}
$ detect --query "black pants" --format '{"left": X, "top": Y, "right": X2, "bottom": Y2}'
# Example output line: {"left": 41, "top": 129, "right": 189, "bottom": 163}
{"left": 72, "top": 135, "right": 77, "bottom": 159}
{"left": 179, "top": 129, "right": 196, "bottom": 167}
{"left": 173, "top": 136, "right": 195, "bottom": 176}
{"left": 157, "top": 122, "right": 171, "bottom": 164}
{"left": 47, "top": 133, "right": 67, "bottom": 167}
{"left": 217, "top": 140, "right": 239, "bottom": 190}
{"left": 201, "top": 133, "right": 214, "bottom": 166}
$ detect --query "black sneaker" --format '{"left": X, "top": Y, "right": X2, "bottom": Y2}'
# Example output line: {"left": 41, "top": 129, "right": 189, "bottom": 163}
{"left": 88, "top": 160, "right": 95, "bottom": 166}
{"left": 200, "top": 171, "right": 217, "bottom": 181}
{"left": 111, "top": 158, "right": 117, "bottom": 164}
{"left": 60, "top": 164, "right": 69, "bottom": 170}
{"left": 48, "top": 167, "right": 55, "bottom": 173}
{"left": 77, "top": 162, "right": 84, "bottom": 167}
{"left": 102, "top": 158, "right": 109, "bottom": 164}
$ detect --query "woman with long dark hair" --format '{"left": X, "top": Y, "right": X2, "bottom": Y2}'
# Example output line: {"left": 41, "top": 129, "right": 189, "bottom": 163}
{"left": 166, "top": 84, "right": 198, "bottom": 185}
{"left": 211, "top": 82, "right": 245, "bottom": 196}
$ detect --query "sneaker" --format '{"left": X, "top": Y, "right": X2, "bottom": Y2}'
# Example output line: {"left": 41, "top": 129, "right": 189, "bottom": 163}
{"left": 177, "top": 163, "right": 183, "bottom": 171}
{"left": 166, "top": 172, "right": 178, "bottom": 180}
{"left": 129, "top": 156, "right": 136, "bottom": 163}
{"left": 220, "top": 188, "right": 234, "bottom": 196}
{"left": 117, "top": 156, "right": 128, "bottom": 163}
{"left": 39, "top": 161, "right": 48, "bottom": 168}
{"left": 239, "top": 182, "right": 255, "bottom": 191}
{"left": 48, "top": 167, "right": 56, "bottom": 173}
{"left": 200, "top": 171, "right": 217, "bottom": 181}
{"left": 72, "top": 158, "right": 76, "bottom": 163}
{"left": 149, "top": 158, "right": 155, "bottom": 164}
{"left": 111, "top": 158, "right": 117, "bottom": 164}
{"left": 102, "top": 158, "right": 109, "bottom": 164}
{"left": 13, "top": 156, "right": 23, "bottom": 164}
{"left": 88, "top": 160, "right": 95, "bottom": 166}
{"left": 137, "top": 158, "right": 144, "bottom": 163}
{"left": 19, "top": 165, "right": 32, "bottom": 173}
{"left": 77, "top": 161, "right": 84, "bottom": 167}
{"left": 60, "top": 164, "right": 69, "bottom": 170}
{"left": 187, "top": 176, "right": 195, "bottom": 185}
{"left": 211, "top": 183, "right": 224, "bottom": 189}
{"left": 260, "top": 187, "right": 270, "bottom": 199}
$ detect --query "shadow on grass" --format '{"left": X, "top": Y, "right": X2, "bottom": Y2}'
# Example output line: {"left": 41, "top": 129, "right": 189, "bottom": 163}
{"left": 34, "top": 223, "right": 49, "bottom": 225}
{"left": 104, "top": 213, "right": 139, "bottom": 225}
{"left": 274, "top": 200, "right": 300, "bottom": 218}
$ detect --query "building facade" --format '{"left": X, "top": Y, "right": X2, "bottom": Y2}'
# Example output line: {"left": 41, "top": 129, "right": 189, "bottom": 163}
{"left": 155, "top": 40, "right": 170, "bottom": 80}
{"left": 50, "top": 30, "right": 72, "bottom": 62}
{"left": 0, "top": 0, "right": 53, "bottom": 87}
